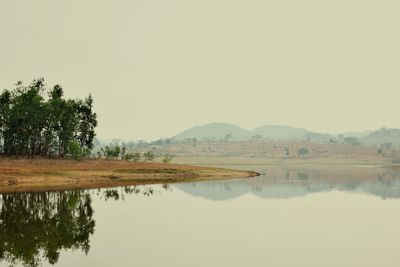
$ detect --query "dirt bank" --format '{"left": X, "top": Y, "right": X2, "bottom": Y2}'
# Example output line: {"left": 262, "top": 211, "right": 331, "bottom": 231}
{"left": 0, "top": 159, "right": 260, "bottom": 193}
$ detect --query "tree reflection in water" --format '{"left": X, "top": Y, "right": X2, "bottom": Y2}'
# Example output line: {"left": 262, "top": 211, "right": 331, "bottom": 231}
{"left": 0, "top": 184, "right": 172, "bottom": 266}
{"left": 99, "top": 184, "right": 173, "bottom": 201}
{"left": 0, "top": 191, "right": 94, "bottom": 267}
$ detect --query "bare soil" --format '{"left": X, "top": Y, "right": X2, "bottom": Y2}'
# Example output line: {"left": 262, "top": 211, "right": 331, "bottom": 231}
{"left": 0, "top": 158, "right": 259, "bottom": 193}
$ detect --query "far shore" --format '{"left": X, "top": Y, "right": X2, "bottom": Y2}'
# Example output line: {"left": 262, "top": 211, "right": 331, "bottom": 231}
{"left": 0, "top": 158, "right": 259, "bottom": 193}
{"left": 172, "top": 156, "right": 398, "bottom": 168}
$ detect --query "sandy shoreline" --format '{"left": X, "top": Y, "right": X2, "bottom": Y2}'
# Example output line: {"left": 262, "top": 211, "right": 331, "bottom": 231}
{"left": 0, "top": 159, "right": 259, "bottom": 193}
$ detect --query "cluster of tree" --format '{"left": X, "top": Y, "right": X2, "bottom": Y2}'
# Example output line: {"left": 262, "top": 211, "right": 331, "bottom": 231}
{"left": 93, "top": 138, "right": 176, "bottom": 152}
{"left": 0, "top": 78, "right": 97, "bottom": 158}
{"left": 97, "top": 145, "right": 173, "bottom": 163}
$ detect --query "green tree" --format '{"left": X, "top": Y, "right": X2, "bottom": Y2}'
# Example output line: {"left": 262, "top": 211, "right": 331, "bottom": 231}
{"left": 75, "top": 95, "right": 97, "bottom": 151}
{"left": 43, "top": 84, "right": 64, "bottom": 155}
{"left": 0, "top": 90, "right": 11, "bottom": 152}
{"left": 68, "top": 140, "right": 83, "bottom": 160}
{"left": 3, "top": 79, "right": 46, "bottom": 157}
{"left": 54, "top": 99, "right": 78, "bottom": 157}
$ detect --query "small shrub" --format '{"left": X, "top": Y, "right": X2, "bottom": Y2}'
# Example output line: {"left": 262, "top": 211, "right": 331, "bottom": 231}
{"left": 297, "top": 148, "right": 309, "bottom": 158}
{"left": 343, "top": 136, "right": 361, "bottom": 146}
{"left": 143, "top": 151, "right": 155, "bottom": 162}
{"left": 162, "top": 154, "right": 174, "bottom": 164}
{"left": 392, "top": 157, "right": 400, "bottom": 164}
{"left": 284, "top": 148, "right": 290, "bottom": 156}
{"left": 125, "top": 152, "right": 141, "bottom": 162}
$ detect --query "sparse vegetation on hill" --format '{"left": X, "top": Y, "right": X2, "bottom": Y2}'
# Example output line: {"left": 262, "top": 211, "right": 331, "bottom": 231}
{"left": 362, "top": 127, "right": 400, "bottom": 147}
{"left": 167, "top": 123, "right": 400, "bottom": 149}
{"left": 105, "top": 138, "right": 400, "bottom": 164}
{"left": 90, "top": 123, "right": 400, "bottom": 164}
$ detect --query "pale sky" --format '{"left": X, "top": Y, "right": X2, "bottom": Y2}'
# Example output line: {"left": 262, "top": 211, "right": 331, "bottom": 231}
{"left": 0, "top": 0, "right": 399, "bottom": 140}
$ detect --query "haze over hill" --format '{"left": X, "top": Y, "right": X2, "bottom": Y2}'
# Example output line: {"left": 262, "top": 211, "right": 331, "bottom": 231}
{"left": 173, "top": 123, "right": 314, "bottom": 141}
{"left": 2, "top": 1, "right": 400, "bottom": 140}
{"left": 173, "top": 123, "right": 328, "bottom": 141}
{"left": 96, "top": 123, "right": 400, "bottom": 158}
{"left": 251, "top": 125, "right": 310, "bottom": 140}
{"left": 171, "top": 123, "right": 400, "bottom": 147}
{"left": 173, "top": 123, "right": 250, "bottom": 140}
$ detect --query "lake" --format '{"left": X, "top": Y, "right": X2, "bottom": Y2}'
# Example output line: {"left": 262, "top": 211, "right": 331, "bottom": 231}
{"left": 2, "top": 163, "right": 400, "bottom": 267}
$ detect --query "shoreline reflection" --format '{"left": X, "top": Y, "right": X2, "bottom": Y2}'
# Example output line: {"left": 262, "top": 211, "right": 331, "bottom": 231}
{"left": 175, "top": 166, "right": 400, "bottom": 200}
{"left": 0, "top": 184, "right": 172, "bottom": 266}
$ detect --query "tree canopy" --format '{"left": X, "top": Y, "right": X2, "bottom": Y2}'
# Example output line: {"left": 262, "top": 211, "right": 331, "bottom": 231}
{"left": 0, "top": 78, "right": 97, "bottom": 158}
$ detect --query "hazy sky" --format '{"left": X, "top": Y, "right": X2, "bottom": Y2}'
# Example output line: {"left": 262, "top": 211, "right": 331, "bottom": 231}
{"left": 1, "top": 1, "right": 399, "bottom": 140}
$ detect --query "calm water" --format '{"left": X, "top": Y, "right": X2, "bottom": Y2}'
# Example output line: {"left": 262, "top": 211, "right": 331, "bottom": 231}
{"left": 2, "top": 164, "right": 400, "bottom": 267}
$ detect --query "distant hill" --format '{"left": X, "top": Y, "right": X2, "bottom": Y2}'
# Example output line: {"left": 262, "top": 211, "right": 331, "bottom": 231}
{"left": 251, "top": 125, "right": 310, "bottom": 140}
{"left": 173, "top": 123, "right": 251, "bottom": 140}
{"left": 340, "top": 131, "right": 371, "bottom": 138}
{"left": 173, "top": 123, "right": 323, "bottom": 141}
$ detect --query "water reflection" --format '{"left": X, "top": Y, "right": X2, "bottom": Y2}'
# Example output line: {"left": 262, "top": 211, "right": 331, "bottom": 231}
{"left": 0, "top": 184, "right": 171, "bottom": 267}
{"left": 98, "top": 184, "right": 173, "bottom": 201}
{"left": 175, "top": 166, "right": 400, "bottom": 200}
{"left": 0, "top": 191, "right": 94, "bottom": 267}
{"left": 2, "top": 165, "right": 400, "bottom": 266}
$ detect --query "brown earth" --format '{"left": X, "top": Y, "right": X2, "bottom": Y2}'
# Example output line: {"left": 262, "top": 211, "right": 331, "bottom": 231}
{"left": 0, "top": 158, "right": 259, "bottom": 193}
